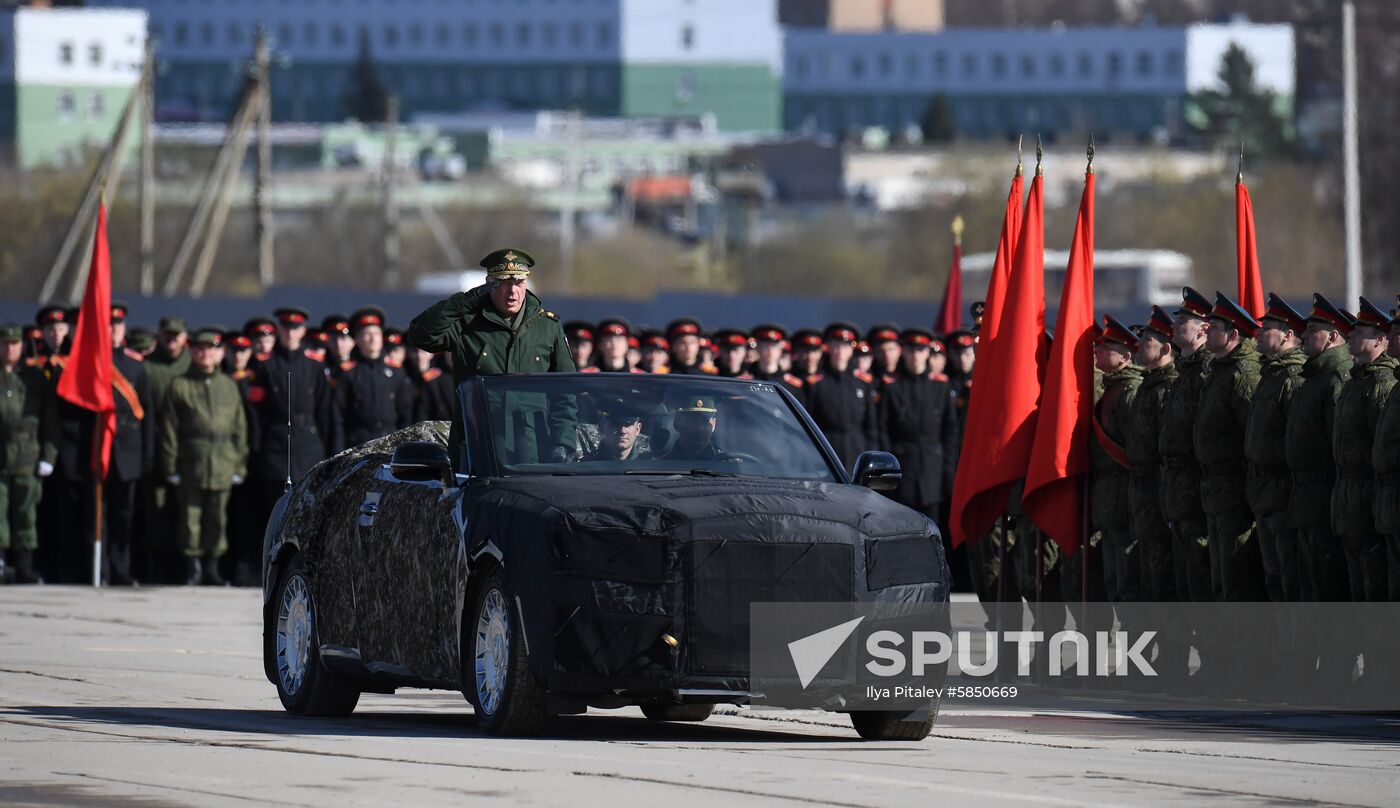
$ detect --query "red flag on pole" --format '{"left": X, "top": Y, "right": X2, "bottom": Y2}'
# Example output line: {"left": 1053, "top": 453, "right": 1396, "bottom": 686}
{"left": 1023, "top": 163, "right": 1097, "bottom": 554}
{"left": 1236, "top": 175, "right": 1265, "bottom": 319}
{"left": 981, "top": 172, "right": 1023, "bottom": 344}
{"left": 934, "top": 217, "right": 964, "bottom": 335}
{"left": 56, "top": 205, "right": 116, "bottom": 480}
{"left": 949, "top": 164, "right": 1046, "bottom": 546}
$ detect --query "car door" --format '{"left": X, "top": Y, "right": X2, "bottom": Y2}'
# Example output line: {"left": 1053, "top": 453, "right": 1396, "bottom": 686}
{"left": 355, "top": 466, "right": 466, "bottom": 687}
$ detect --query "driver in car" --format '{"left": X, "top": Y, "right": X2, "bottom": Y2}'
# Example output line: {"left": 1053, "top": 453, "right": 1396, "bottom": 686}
{"left": 662, "top": 396, "right": 729, "bottom": 461}
{"left": 583, "top": 399, "right": 651, "bottom": 462}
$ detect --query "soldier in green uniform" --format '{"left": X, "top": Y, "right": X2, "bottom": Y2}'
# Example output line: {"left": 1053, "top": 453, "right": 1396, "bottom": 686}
{"left": 0, "top": 324, "right": 58, "bottom": 584}
{"left": 143, "top": 316, "right": 192, "bottom": 579}
{"left": 1091, "top": 316, "right": 1143, "bottom": 607}
{"left": 1375, "top": 306, "right": 1400, "bottom": 601}
{"left": 158, "top": 328, "right": 249, "bottom": 586}
{"left": 582, "top": 399, "right": 651, "bottom": 462}
{"left": 407, "top": 249, "right": 577, "bottom": 465}
{"left": 1159, "top": 287, "right": 1214, "bottom": 605}
{"left": 1246, "top": 294, "right": 1308, "bottom": 604}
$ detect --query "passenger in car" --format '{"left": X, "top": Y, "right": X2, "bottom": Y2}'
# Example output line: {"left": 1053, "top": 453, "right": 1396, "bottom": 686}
{"left": 662, "top": 396, "right": 727, "bottom": 461}
{"left": 583, "top": 399, "right": 651, "bottom": 462}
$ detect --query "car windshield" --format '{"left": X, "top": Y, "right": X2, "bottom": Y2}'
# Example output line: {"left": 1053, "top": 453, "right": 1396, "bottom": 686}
{"left": 478, "top": 375, "right": 839, "bottom": 482}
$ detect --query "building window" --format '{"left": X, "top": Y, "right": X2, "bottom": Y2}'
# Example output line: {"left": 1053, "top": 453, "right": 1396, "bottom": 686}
{"left": 59, "top": 41, "right": 74, "bottom": 65}
{"left": 409, "top": 24, "right": 424, "bottom": 47}
{"left": 850, "top": 55, "right": 865, "bottom": 79}
{"left": 991, "top": 53, "right": 1006, "bottom": 78}
{"left": 199, "top": 22, "right": 214, "bottom": 47}
{"left": 962, "top": 53, "right": 977, "bottom": 78}
{"left": 516, "top": 22, "right": 531, "bottom": 47}
{"left": 1165, "top": 49, "right": 1184, "bottom": 75}
{"left": 489, "top": 22, "right": 504, "bottom": 46}
{"left": 542, "top": 22, "right": 557, "bottom": 47}
{"left": 1107, "top": 51, "right": 1122, "bottom": 79}
{"left": 174, "top": 23, "right": 188, "bottom": 47}
{"left": 88, "top": 43, "right": 103, "bottom": 67}
{"left": 677, "top": 70, "right": 696, "bottom": 103}
{"left": 1021, "top": 54, "right": 1036, "bottom": 77}
{"left": 904, "top": 53, "right": 918, "bottom": 78}
{"left": 1049, "top": 52, "right": 1065, "bottom": 77}
{"left": 150, "top": 23, "right": 163, "bottom": 44}
{"left": 680, "top": 24, "right": 694, "bottom": 50}
{"left": 58, "top": 92, "right": 76, "bottom": 119}
{"left": 1078, "top": 51, "right": 1093, "bottom": 77}
{"left": 1136, "top": 50, "right": 1152, "bottom": 76}
{"left": 90, "top": 93, "right": 106, "bottom": 117}
{"left": 596, "top": 22, "right": 612, "bottom": 49}
{"left": 878, "top": 53, "right": 892, "bottom": 77}
{"left": 228, "top": 23, "right": 245, "bottom": 47}
{"left": 279, "top": 24, "right": 293, "bottom": 47}
{"left": 933, "top": 51, "right": 947, "bottom": 77}
{"left": 795, "top": 54, "right": 810, "bottom": 79}
{"left": 385, "top": 25, "right": 400, "bottom": 48}
{"left": 305, "top": 22, "right": 319, "bottom": 48}
{"left": 463, "top": 24, "right": 478, "bottom": 47}
{"left": 435, "top": 23, "right": 450, "bottom": 47}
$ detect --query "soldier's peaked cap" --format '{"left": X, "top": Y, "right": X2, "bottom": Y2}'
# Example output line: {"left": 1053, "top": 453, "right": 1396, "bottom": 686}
{"left": 900, "top": 326, "right": 937, "bottom": 347}
{"left": 1355, "top": 296, "right": 1392, "bottom": 332}
{"left": 1261, "top": 293, "right": 1306, "bottom": 335}
{"left": 1307, "top": 294, "right": 1355, "bottom": 335}
{"left": 1175, "top": 286, "right": 1213, "bottom": 319}
{"left": 480, "top": 248, "right": 534, "bottom": 280}
{"left": 596, "top": 317, "right": 632, "bottom": 338}
{"left": 1207, "top": 292, "right": 1259, "bottom": 336}
{"left": 751, "top": 324, "right": 788, "bottom": 344}
{"left": 350, "top": 306, "right": 387, "bottom": 332}
{"left": 243, "top": 316, "right": 276, "bottom": 337}
{"left": 791, "top": 328, "right": 823, "bottom": 349}
{"left": 713, "top": 327, "right": 750, "bottom": 348}
{"left": 665, "top": 318, "right": 703, "bottom": 340}
{"left": 866, "top": 323, "right": 901, "bottom": 345}
{"left": 274, "top": 306, "right": 312, "bottom": 325}
{"left": 321, "top": 314, "right": 352, "bottom": 335}
{"left": 562, "top": 321, "right": 595, "bottom": 341}
{"left": 1099, "top": 315, "right": 1139, "bottom": 352}
{"left": 824, "top": 321, "right": 860, "bottom": 343}
{"left": 1143, "top": 305, "right": 1174, "bottom": 340}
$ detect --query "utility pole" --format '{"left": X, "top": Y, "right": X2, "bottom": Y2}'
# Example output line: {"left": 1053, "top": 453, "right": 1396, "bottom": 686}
{"left": 139, "top": 39, "right": 156, "bottom": 297}
{"left": 254, "top": 30, "right": 275, "bottom": 290}
{"left": 382, "top": 94, "right": 401, "bottom": 290}
{"left": 1342, "top": 0, "right": 1362, "bottom": 304}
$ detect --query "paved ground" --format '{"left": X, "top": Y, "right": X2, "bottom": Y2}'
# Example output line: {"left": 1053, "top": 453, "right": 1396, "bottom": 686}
{"left": 2, "top": 586, "right": 1397, "bottom": 808}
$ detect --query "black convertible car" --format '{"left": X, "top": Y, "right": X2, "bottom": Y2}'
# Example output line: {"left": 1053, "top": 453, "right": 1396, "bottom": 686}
{"left": 261, "top": 374, "right": 949, "bottom": 740}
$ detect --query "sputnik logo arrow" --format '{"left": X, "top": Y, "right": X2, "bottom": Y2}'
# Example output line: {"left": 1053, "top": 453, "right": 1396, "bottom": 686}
{"left": 787, "top": 616, "right": 865, "bottom": 689}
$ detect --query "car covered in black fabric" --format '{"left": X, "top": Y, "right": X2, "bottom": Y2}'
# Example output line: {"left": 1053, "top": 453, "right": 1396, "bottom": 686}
{"left": 261, "top": 374, "right": 949, "bottom": 739}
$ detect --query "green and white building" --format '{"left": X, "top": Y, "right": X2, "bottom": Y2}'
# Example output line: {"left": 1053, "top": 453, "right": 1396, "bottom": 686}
{"left": 87, "top": 0, "right": 781, "bottom": 133}
{"left": 0, "top": 6, "right": 148, "bottom": 169}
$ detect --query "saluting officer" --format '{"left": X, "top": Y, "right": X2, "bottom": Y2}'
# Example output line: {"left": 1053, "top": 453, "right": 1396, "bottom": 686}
{"left": 332, "top": 307, "right": 414, "bottom": 453}
{"left": 712, "top": 328, "right": 753, "bottom": 379}
{"left": 665, "top": 319, "right": 717, "bottom": 376}
{"left": 407, "top": 248, "right": 576, "bottom": 460}
{"left": 804, "top": 322, "right": 880, "bottom": 470}
{"left": 1246, "top": 294, "right": 1309, "bottom": 604}
{"left": 1092, "top": 316, "right": 1144, "bottom": 606}
{"left": 159, "top": 328, "right": 249, "bottom": 586}
{"left": 1159, "top": 287, "right": 1215, "bottom": 605}
{"left": 749, "top": 325, "right": 806, "bottom": 399}
{"left": 584, "top": 318, "right": 643, "bottom": 373}
{"left": 878, "top": 327, "right": 958, "bottom": 530}
{"left": 0, "top": 323, "right": 58, "bottom": 584}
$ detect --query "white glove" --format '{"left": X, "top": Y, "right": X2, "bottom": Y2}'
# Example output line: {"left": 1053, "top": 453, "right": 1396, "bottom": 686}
{"left": 167, "top": 474, "right": 181, "bottom": 485}
{"left": 231, "top": 474, "right": 244, "bottom": 485}
{"left": 36, "top": 461, "right": 54, "bottom": 478}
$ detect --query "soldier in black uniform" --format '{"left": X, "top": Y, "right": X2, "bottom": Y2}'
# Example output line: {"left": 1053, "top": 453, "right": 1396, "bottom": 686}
{"left": 411, "top": 347, "right": 456, "bottom": 422}
{"left": 105, "top": 303, "right": 154, "bottom": 585}
{"left": 245, "top": 316, "right": 276, "bottom": 364}
{"left": 944, "top": 329, "right": 976, "bottom": 427}
{"left": 804, "top": 322, "right": 880, "bottom": 471}
{"left": 332, "top": 307, "right": 414, "bottom": 452}
{"left": 790, "top": 328, "right": 825, "bottom": 379}
{"left": 564, "top": 321, "right": 595, "bottom": 370}
{"left": 321, "top": 314, "right": 355, "bottom": 383}
{"left": 638, "top": 330, "right": 670, "bottom": 374}
{"left": 666, "top": 318, "right": 717, "bottom": 375}
{"left": 867, "top": 324, "right": 902, "bottom": 393}
{"left": 584, "top": 318, "right": 641, "bottom": 373}
{"left": 712, "top": 328, "right": 753, "bottom": 378}
{"left": 879, "top": 327, "right": 958, "bottom": 531}
{"left": 244, "top": 306, "right": 330, "bottom": 580}
{"left": 749, "top": 324, "right": 806, "bottom": 400}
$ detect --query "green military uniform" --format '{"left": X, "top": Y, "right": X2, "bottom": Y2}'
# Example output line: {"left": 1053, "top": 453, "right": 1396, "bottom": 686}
{"left": 406, "top": 250, "right": 577, "bottom": 465}
{"left": 1373, "top": 373, "right": 1400, "bottom": 600}
{"left": 1286, "top": 342, "right": 1352, "bottom": 600}
{"left": 1194, "top": 336, "right": 1263, "bottom": 602}
{"left": 158, "top": 337, "right": 248, "bottom": 567}
{"left": 1332, "top": 354, "right": 1397, "bottom": 602}
{"left": 1159, "top": 347, "right": 1212, "bottom": 602}
{"left": 1092, "top": 359, "right": 1142, "bottom": 604}
{"left": 1128, "top": 360, "right": 1178, "bottom": 600}
{"left": 1, "top": 327, "right": 59, "bottom": 577}
{"left": 1245, "top": 346, "right": 1306, "bottom": 602}
{"left": 143, "top": 317, "right": 192, "bottom": 562}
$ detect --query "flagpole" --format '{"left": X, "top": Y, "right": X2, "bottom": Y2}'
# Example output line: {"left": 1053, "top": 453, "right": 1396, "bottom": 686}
{"left": 92, "top": 423, "right": 104, "bottom": 588}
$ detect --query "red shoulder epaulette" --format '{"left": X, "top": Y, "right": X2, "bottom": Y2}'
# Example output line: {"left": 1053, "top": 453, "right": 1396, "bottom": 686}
{"left": 254, "top": 351, "right": 272, "bottom": 363}
{"left": 123, "top": 347, "right": 145, "bottom": 362}
{"left": 806, "top": 373, "right": 824, "bottom": 385}
{"left": 630, "top": 368, "right": 645, "bottom": 374}
{"left": 421, "top": 367, "right": 443, "bottom": 381}
{"left": 653, "top": 366, "right": 670, "bottom": 374}
{"left": 24, "top": 356, "right": 43, "bottom": 368}
{"left": 231, "top": 368, "right": 253, "bottom": 381}
{"left": 783, "top": 373, "right": 805, "bottom": 388}
{"left": 735, "top": 372, "right": 754, "bottom": 380}
{"left": 928, "top": 371, "right": 949, "bottom": 382}
{"left": 384, "top": 357, "right": 403, "bottom": 369}
{"left": 881, "top": 373, "right": 897, "bottom": 386}
{"left": 580, "top": 366, "right": 600, "bottom": 373}
{"left": 303, "top": 348, "right": 325, "bottom": 362}
{"left": 853, "top": 370, "right": 874, "bottom": 384}
{"left": 340, "top": 360, "right": 356, "bottom": 371}
{"left": 700, "top": 365, "right": 718, "bottom": 375}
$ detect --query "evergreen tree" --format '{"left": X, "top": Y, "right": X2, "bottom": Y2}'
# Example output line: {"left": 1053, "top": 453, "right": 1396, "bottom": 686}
{"left": 1188, "top": 43, "right": 1292, "bottom": 157}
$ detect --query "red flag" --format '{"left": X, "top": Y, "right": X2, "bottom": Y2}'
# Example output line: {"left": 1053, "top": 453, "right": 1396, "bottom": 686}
{"left": 1236, "top": 179, "right": 1265, "bottom": 319}
{"left": 934, "top": 220, "right": 963, "bottom": 335}
{"left": 56, "top": 205, "right": 116, "bottom": 479}
{"left": 1022, "top": 170, "right": 1096, "bottom": 554}
{"left": 949, "top": 171, "right": 1046, "bottom": 546}
{"left": 981, "top": 173, "right": 1023, "bottom": 343}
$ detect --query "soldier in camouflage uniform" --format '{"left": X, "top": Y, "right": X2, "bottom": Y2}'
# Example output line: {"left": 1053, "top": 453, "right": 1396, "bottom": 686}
{"left": 1090, "top": 316, "right": 1143, "bottom": 609}
{"left": 1375, "top": 306, "right": 1400, "bottom": 601}
{"left": 158, "top": 329, "right": 249, "bottom": 586}
{"left": 1245, "top": 294, "right": 1309, "bottom": 604}
{"left": 0, "top": 324, "right": 58, "bottom": 583}
{"left": 1159, "top": 287, "right": 1214, "bottom": 605}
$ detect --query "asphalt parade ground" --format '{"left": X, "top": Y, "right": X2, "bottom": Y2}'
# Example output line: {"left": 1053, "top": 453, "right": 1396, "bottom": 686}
{"left": 2, "top": 587, "right": 1398, "bottom": 808}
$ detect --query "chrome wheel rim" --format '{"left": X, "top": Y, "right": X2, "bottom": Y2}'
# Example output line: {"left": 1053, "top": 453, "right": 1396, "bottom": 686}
{"left": 277, "top": 574, "right": 313, "bottom": 696}
{"left": 474, "top": 589, "right": 511, "bottom": 716}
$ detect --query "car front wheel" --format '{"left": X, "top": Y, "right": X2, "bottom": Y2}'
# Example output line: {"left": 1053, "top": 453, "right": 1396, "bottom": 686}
{"left": 641, "top": 703, "right": 714, "bottom": 722}
{"left": 849, "top": 701, "right": 938, "bottom": 741}
{"left": 271, "top": 557, "right": 360, "bottom": 716}
{"left": 466, "top": 569, "right": 548, "bottom": 736}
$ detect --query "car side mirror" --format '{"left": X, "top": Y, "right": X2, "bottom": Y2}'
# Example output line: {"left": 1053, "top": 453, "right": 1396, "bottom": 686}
{"left": 852, "top": 451, "right": 901, "bottom": 491}
{"left": 390, "top": 441, "right": 453, "bottom": 483}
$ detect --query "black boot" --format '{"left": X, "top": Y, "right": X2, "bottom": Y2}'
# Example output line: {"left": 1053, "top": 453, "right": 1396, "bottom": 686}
{"left": 201, "top": 556, "right": 229, "bottom": 587}
{"left": 14, "top": 550, "right": 43, "bottom": 584}
{"left": 0, "top": 556, "right": 10, "bottom": 584}
{"left": 184, "top": 556, "right": 203, "bottom": 586}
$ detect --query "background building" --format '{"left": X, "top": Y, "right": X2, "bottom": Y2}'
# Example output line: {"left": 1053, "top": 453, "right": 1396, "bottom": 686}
{"left": 0, "top": 5, "right": 147, "bottom": 168}
{"left": 783, "top": 19, "right": 1294, "bottom": 142}
{"left": 86, "top": 0, "right": 781, "bottom": 133}
{"left": 780, "top": 0, "right": 945, "bottom": 32}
